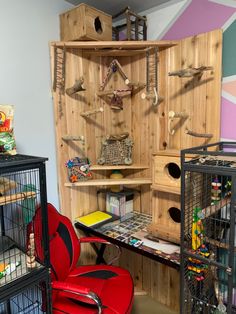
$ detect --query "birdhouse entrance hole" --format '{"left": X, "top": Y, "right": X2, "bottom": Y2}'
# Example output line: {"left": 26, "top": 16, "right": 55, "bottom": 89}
{"left": 165, "top": 162, "right": 181, "bottom": 180}
{"left": 94, "top": 17, "right": 103, "bottom": 34}
{"left": 168, "top": 207, "right": 181, "bottom": 223}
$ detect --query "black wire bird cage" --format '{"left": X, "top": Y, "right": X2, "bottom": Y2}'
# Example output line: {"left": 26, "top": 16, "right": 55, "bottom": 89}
{"left": 0, "top": 154, "right": 51, "bottom": 313}
{"left": 181, "top": 142, "right": 236, "bottom": 314}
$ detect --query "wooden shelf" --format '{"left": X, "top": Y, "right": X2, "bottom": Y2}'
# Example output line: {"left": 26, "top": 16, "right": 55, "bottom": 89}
{"left": 90, "top": 164, "right": 149, "bottom": 171}
{"left": 51, "top": 40, "right": 177, "bottom": 51}
{"left": 151, "top": 184, "right": 180, "bottom": 195}
{"left": 65, "top": 178, "right": 152, "bottom": 187}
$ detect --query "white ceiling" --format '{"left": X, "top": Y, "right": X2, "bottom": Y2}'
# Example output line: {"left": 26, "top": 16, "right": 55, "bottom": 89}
{"left": 64, "top": 0, "right": 173, "bottom": 16}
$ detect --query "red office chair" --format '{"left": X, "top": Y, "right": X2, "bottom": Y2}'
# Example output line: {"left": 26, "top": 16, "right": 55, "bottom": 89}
{"left": 31, "top": 203, "right": 134, "bottom": 314}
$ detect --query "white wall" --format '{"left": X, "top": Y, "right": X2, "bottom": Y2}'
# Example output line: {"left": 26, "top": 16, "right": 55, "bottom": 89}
{"left": 0, "top": 0, "right": 73, "bottom": 208}
{"left": 141, "top": 0, "right": 189, "bottom": 39}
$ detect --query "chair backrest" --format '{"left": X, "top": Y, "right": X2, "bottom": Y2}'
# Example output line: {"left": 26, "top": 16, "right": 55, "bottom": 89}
{"left": 32, "top": 203, "right": 81, "bottom": 281}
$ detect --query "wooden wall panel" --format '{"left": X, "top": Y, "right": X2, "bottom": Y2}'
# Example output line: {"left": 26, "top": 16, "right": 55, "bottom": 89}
{"left": 152, "top": 29, "right": 222, "bottom": 239}
{"left": 159, "top": 29, "right": 222, "bottom": 150}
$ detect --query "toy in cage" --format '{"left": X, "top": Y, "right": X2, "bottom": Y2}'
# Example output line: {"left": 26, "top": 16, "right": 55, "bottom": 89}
{"left": 0, "top": 261, "right": 21, "bottom": 279}
{"left": 66, "top": 157, "right": 92, "bottom": 182}
{"left": 192, "top": 207, "right": 205, "bottom": 250}
{"left": 188, "top": 207, "right": 210, "bottom": 282}
{"left": 26, "top": 233, "right": 36, "bottom": 269}
{"left": 212, "top": 176, "right": 221, "bottom": 204}
{"left": 97, "top": 133, "right": 133, "bottom": 165}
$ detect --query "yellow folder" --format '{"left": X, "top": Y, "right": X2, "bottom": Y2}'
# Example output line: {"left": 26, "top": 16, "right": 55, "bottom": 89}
{"left": 75, "top": 211, "right": 112, "bottom": 227}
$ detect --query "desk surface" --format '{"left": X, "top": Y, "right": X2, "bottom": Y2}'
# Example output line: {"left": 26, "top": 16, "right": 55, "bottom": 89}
{"left": 75, "top": 212, "right": 180, "bottom": 270}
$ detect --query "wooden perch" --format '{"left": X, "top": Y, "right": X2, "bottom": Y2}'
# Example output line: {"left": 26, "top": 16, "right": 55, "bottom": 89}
{"left": 203, "top": 197, "right": 229, "bottom": 218}
{"left": 141, "top": 88, "right": 162, "bottom": 106}
{"left": 168, "top": 111, "right": 189, "bottom": 135}
{"left": 62, "top": 135, "right": 85, "bottom": 142}
{"left": 125, "top": 79, "right": 146, "bottom": 89}
{"left": 205, "top": 237, "right": 236, "bottom": 251}
{"left": 66, "top": 77, "right": 85, "bottom": 96}
{"left": 97, "top": 89, "right": 132, "bottom": 97}
{"left": 80, "top": 107, "right": 104, "bottom": 118}
{"left": 0, "top": 191, "right": 36, "bottom": 206}
{"left": 185, "top": 129, "right": 213, "bottom": 138}
{"left": 168, "top": 111, "right": 189, "bottom": 119}
{"left": 97, "top": 90, "right": 115, "bottom": 97}
{"left": 106, "top": 132, "right": 129, "bottom": 141}
{"left": 168, "top": 66, "right": 213, "bottom": 78}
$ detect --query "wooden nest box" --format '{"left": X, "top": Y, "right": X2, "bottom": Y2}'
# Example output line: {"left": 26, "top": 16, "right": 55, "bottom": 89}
{"left": 150, "top": 190, "right": 181, "bottom": 244}
{"left": 60, "top": 3, "right": 112, "bottom": 41}
{"left": 152, "top": 150, "right": 182, "bottom": 194}
{"left": 152, "top": 150, "right": 195, "bottom": 194}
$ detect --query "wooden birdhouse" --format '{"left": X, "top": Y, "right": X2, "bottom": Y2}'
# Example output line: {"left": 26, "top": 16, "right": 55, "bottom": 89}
{"left": 152, "top": 150, "right": 194, "bottom": 194}
{"left": 60, "top": 3, "right": 112, "bottom": 41}
{"left": 150, "top": 190, "right": 181, "bottom": 244}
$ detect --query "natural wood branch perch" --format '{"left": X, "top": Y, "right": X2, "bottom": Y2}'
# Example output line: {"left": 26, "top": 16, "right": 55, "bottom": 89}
{"left": 80, "top": 107, "right": 104, "bottom": 118}
{"left": 168, "top": 111, "right": 189, "bottom": 135}
{"left": 106, "top": 132, "right": 129, "bottom": 141}
{"left": 66, "top": 77, "right": 85, "bottom": 96}
{"left": 141, "top": 88, "right": 163, "bottom": 106}
{"left": 62, "top": 135, "right": 85, "bottom": 142}
{"left": 185, "top": 129, "right": 213, "bottom": 138}
{"left": 125, "top": 79, "right": 146, "bottom": 89}
{"left": 97, "top": 90, "right": 115, "bottom": 97}
{"left": 203, "top": 197, "right": 229, "bottom": 218}
{"left": 0, "top": 191, "right": 36, "bottom": 206}
{"left": 168, "top": 66, "right": 213, "bottom": 78}
{"left": 97, "top": 89, "right": 131, "bottom": 97}
{"left": 168, "top": 111, "right": 189, "bottom": 119}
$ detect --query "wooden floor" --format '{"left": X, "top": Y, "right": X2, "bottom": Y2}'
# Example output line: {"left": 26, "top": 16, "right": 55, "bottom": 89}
{"left": 132, "top": 295, "right": 179, "bottom": 314}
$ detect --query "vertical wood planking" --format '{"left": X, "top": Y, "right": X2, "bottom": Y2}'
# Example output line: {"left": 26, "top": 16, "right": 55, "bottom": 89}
{"left": 206, "top": 29, "right": 222, "bottom": 145}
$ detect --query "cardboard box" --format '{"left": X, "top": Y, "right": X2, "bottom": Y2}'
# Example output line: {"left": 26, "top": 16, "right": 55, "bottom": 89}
{"left": 60, "top": 3, "right": 112, "bottom": 41}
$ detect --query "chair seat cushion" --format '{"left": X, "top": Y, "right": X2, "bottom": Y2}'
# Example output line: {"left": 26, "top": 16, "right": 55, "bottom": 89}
{"left": 53, "top": 264, "right": 134, "bottom": 314}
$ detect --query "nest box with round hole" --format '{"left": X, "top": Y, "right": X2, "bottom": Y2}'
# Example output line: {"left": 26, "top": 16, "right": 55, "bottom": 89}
{"left": 152, "top": 150, "right": 193, "bottom": 194}
{"left": 152, "top": 190, "right": 181, "bottom": 244}
{"left": 60, "top": 4, "right": 112, "bottom": 41}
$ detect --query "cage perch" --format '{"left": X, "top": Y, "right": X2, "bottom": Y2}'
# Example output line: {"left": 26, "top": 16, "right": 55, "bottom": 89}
{"left": 168, "top": 66, "right": 213, "bottom": 78}
{"left": 0, "top": 191, "right": 36, "bottom": 207}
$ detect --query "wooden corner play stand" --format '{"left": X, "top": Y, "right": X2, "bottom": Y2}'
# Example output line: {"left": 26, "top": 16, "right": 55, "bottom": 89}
{"left": 51, "top": 29, "right": 222, "bottom": 312}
